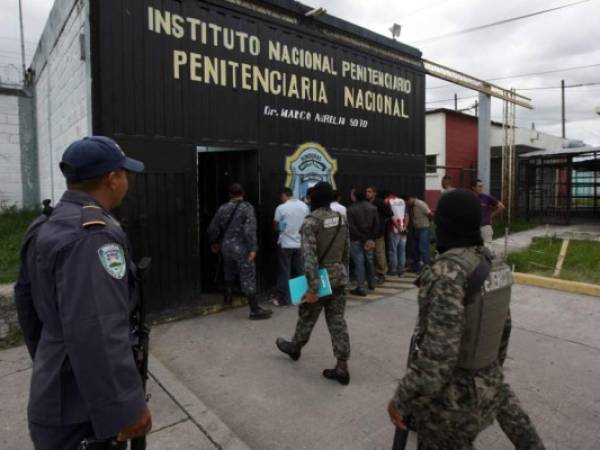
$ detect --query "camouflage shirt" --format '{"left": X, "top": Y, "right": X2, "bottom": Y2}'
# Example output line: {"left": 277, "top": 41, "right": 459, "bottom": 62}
{"left": 301, "top": 208, "right": 350, "bottom": 291}
{"left": 393, "top": 246, "right": 506, "bottom": 415}
{"left": 207, "top": 200, "right": 257, "bottom": 257}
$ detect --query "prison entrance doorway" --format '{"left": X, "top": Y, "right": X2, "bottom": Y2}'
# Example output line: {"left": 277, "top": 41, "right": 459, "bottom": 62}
{"left": 197, "top": 147, "right": 259, "bottom": 297}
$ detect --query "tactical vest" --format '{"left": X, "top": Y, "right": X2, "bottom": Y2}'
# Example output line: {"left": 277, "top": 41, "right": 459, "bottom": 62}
{"left": 440, "top": 248, "right": 512, "bottom": 370}
{"left": 315, "top": 211, "right": 347, "bottom": 265}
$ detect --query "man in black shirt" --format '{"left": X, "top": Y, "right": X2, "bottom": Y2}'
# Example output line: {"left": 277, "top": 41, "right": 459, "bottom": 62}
{"left": 347, "top": 188, "right": 379, "bottom": 296}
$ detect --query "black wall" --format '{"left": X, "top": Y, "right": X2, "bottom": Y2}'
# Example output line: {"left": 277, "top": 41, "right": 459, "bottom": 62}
{"left": 91, "top": 0, "right": 426, "bottom": 311}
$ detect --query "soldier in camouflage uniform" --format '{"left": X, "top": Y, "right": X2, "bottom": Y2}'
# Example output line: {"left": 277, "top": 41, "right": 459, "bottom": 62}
{"left": 388, "top": 189, "right": 545, "bottom": 450}
{"left": 276, "top": 182, "right": 352, "bottom": 385}
{"left": 208, "top": 183, "right": 272, "bottom": 320}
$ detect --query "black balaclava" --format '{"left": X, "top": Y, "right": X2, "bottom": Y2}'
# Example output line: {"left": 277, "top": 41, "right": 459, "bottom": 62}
{"left": 434, "top": 189, "right": 483, "bottom": 253}
{"left": 310, "top": 182, "right": 334, "bottom": 211}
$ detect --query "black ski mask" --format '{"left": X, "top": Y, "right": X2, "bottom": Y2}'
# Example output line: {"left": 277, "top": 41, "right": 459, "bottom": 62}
{"left": 434, "top": 189, "right": 483, "bottom": 253}
{"left": 309, "top": 181, "right": 334, "bottom": 211}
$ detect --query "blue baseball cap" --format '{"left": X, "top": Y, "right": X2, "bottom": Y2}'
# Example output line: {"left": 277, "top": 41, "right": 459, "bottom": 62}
{"left": 59, "top": 136, "right": 144, "bottom": 182}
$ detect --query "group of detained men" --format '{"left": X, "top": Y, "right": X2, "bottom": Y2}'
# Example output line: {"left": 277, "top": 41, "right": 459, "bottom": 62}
{"left": 269, "top": 175, "right": 504, "bottom": 305}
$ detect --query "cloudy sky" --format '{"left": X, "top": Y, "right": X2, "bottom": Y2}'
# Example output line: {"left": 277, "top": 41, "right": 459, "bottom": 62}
{"left": 1, "top": 0, "right": 599, "bottom": 144}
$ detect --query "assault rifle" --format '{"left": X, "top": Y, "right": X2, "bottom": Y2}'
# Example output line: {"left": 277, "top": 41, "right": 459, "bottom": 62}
{"left": 130, "top": 257, "right": 152, "bottom": 450}
{"left": 78, "top": 257, "right": 152, "bottom": 450}
{"left": 392, "top": 335, "right": 418, "bottom": 450}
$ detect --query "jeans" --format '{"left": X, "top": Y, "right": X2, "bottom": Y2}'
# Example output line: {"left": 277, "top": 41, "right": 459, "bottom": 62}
{"left": 387, "top": 232, "right": 407, "bottom": 274}
{"left": 350, "top": 241, "right": 375, "bottom": 289}
{"left": 412, "top": 227, "right": 432, "bottom": 273}
{"left": 276, "top": 246, "right": 304, "bottom": 304}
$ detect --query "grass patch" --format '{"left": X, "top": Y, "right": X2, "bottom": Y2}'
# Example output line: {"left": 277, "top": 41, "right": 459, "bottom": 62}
{"left": 508, "top": 237, "right": 600, "bottom": 285}
{"left": 560, "top": 240, "right": 600, "bottom": 285}
{"left": 0, "top": 207, "right": 39, "bottom": 284}
{"left": 492, "top": 219, "right": 536, "bottom": 239}
{"left": 0, "top": 328, "right": 24, "bottom": 351}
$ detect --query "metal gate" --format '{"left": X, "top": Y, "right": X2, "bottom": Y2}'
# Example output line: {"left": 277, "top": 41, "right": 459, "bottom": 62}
{"left": 119, "top": 169, "right": 200, "bottom": 312}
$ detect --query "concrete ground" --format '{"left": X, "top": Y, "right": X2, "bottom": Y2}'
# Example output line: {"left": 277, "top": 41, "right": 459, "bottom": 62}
{"left": 492, "top": 222, "right": 600, "bottom": 258}
{"left": 150, "top": 283, "right": 600, "bottom": 450}
{"left": 2, "top": 281, "right": 599, "bottom": 449}
{"left": 0, "top": 348, "right": 223, "bottom": 450}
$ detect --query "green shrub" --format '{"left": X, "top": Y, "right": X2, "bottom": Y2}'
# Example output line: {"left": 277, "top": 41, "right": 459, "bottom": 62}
{"left": 0, "top": 206, "right": 39, "bottom": 284}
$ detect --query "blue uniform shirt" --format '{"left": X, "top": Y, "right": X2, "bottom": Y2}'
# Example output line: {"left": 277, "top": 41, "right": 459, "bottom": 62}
{"left": 14, "top": 190, "right": 146, "bottom": 439}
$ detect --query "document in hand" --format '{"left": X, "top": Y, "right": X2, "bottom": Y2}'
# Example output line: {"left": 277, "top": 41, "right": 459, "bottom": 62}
{"left": 288, "top": 269, "right": 332, "bottom": 305}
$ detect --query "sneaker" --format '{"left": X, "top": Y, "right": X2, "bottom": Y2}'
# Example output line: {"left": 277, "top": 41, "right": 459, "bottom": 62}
{"left": 271, "top": 298, "right": 281, "bottom": 307}
{"left": 350, "top": 288, "right": 367, "bottom": 297}
{"left": 322, "top": 368, "right": 350, "bottom": 385}
{"left": 276, "top": 338, "right": 301, "bottom": 361}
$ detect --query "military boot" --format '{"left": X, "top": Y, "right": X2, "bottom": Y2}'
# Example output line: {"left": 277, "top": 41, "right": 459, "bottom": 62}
{"left": 323, "top": 360, "right": 350, "bottom": 385}
{"left": 275, "top": 338, "right": 301, "bottom": 361}
{"left": 223, "top": 282, "right": 233, "bottom": 306}
{"left": 247, "top": 295, "right": 272, "bottom": 320}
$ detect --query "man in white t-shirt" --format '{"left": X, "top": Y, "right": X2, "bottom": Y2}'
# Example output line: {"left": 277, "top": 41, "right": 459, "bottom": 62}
{"left": 330, "top": 190, "right": 347, "bottom": 217}
{"left": 272, "top": 187, "right": 310, "bottom": 305}
{"left": 385, "top": 193, "right": 409, "bottom": 276}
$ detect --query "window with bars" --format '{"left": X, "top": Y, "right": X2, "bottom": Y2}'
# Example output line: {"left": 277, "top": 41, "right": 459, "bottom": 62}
{"left": 426, "top": 155, "right": 437, "bottom": 174}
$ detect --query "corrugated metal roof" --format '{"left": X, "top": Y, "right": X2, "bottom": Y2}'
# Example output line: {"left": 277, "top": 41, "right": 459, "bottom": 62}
{"left": 519, "top": 146, "right": 600, "bottom": 158}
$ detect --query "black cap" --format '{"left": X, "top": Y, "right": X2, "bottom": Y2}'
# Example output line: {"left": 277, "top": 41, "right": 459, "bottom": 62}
{"left": 59, "top": 136, "right": 144, "bottom": 182}
{"left": 434, "top": 189, "right": 483, "bottom": 250}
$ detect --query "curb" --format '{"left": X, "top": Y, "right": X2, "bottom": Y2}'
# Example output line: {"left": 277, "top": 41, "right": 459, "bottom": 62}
{"left": 148, "top": 355, "right": 251, "bottom": 450}
{"left": 513, "top": 272, "right": 600, "bottom": 297}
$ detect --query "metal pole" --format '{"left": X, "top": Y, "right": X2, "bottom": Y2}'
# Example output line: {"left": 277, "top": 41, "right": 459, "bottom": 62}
{"left": 18, "top": 0, "right": 27, "bottom": 84}
{"left": 561, "top": 79, "right": 566, "bottom": 138}
{"left": 454, "top": 93, "right": 458, "bottom": 111}
{"left": 478, "top": 91, "right": 491, "bottom": 192}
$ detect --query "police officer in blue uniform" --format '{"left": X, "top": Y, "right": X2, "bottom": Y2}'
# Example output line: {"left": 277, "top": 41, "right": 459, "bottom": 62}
{"left": 14, "top": 136, "right": 152, "bottom": 450}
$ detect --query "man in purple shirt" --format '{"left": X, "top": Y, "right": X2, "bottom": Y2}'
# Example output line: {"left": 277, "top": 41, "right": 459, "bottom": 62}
{"left": 472, "top": 179, "right": 505, "bottom": 244}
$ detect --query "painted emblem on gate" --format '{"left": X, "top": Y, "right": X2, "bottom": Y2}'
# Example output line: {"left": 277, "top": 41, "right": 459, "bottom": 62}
{"left": 97, "top": 243, "right": 126, "bottom": 279}
{"left": 285, "top": 142, "right": 337, "bottom": 200}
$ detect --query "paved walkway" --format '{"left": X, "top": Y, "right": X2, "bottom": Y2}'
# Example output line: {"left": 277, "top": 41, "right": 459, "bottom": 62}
{"left": 0, "top": 349, "right": 233, "bottom": 450}
{"left": 492, "top": 223, "right": 600, "bottom": 259}
{"left": 3, "top": 281, "right": 599, "bottom": 449}
{"left": 150, "top": 284, "right": 600, "bottom": 450}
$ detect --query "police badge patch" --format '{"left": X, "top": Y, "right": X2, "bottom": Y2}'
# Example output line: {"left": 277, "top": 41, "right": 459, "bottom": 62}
{"left": 98, "top": 243, "right": 126, "bottom": 279}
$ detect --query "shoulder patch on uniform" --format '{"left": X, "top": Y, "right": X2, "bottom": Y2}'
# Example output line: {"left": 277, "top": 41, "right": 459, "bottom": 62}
{"left": 81, "top": 204, "right": 106, "bottom": 228}
{"left": 97, "top": 243, "right": 126, "bottom": 279}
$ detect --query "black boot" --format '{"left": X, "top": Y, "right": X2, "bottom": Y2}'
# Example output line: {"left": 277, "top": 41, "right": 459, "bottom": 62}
{"left": 323, "top": 360, "right": 350, "bottom": 385}
{"left": 247, "top": 295, "right": 272, "bottom": 320}
{"left": 223, "top": 283, "right": 233, "bottom": 306}
{"left": 276, "top": 338, "right": 301, "bottom": 361}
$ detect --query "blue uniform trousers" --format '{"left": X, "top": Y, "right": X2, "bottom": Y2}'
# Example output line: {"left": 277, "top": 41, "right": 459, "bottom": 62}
{"left": 29, "top": 421, "right": 93, "bottom": 450}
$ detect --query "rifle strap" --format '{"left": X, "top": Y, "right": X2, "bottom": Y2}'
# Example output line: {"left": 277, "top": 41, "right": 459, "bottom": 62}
{"left": 217, "top": 201, "right": 242, "bottom": 243}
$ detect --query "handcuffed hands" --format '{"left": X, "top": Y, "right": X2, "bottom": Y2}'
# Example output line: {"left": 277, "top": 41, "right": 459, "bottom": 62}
{"left": 387, "top": 400, "right": 407, "bottom": 430}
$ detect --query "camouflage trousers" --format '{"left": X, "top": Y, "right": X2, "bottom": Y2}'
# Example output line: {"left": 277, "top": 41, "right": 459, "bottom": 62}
{"left": 292, "top": 288, "right": 350, "bottom": 361}
{"left": 496, "top": 383, "right": 546, "bottom": 450}
{"left": 414, "top": 372, "right": 544, "bottom": 450}
{"left": 223, "top": 255, "right": 256, "bottom": 296}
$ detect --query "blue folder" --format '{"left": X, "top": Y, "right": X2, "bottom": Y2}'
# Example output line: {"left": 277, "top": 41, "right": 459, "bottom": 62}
{"left": 288, "top": 269, "right": 333, "bottom": 305}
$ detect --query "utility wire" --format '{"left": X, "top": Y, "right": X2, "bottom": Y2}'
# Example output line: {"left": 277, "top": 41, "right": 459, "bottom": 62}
{"left": 517, "top": 81, "right": 600, "bottom": 90}
{"left": 426, "top": 95, "right": 478, "bottom": 104}
{"left": 411, "top": 0, "right": 594, "bottom": 44}
{"left": 427, "top": 63, "right": 600, "bottom": 90}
